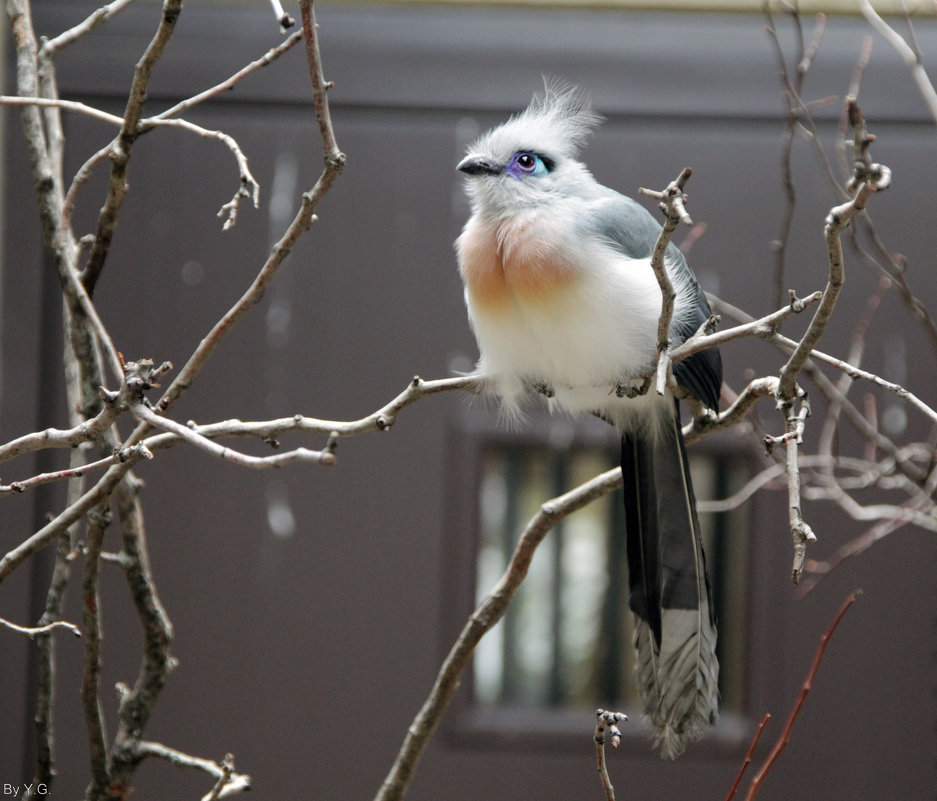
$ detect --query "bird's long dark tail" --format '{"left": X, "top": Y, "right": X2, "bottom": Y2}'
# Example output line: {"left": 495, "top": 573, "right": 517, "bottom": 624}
{"left": 621, "top": 402, "right": 719, "bottom": 759}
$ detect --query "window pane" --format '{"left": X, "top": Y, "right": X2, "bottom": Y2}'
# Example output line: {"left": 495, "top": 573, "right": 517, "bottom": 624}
{"left": 473, "top": 441, "right": 749, "bottom": 715}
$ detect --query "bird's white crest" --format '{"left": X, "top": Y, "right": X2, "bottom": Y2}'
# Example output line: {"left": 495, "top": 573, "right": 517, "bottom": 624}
{"left": 470, "top": 80, "right": 602, "bottom": 165}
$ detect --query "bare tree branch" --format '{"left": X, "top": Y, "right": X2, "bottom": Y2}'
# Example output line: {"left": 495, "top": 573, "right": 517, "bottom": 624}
{"left": 81, "top": 0, "right": 183, "bottom": 295}
{"left": 709, "top": 293, "right": 937, "bottom": 425}
{"left": 267, "top": 0, "right": 296, "bottom": 33}
{"left": 155, "top": 31, "right": 304, "bottom": 122}
{"left": 594, "top": 709, "right": 628, "bottom": 801}
{"left": 123, "top": 5, "right": 343, "bottom": 434}
{"left": 684, "top": 376, "right": 780, "bottom": 444}
{"left": 2, "top": 374, "right": 479, "bottom": 494}
{"left": 6, "top": 0, "right": 124, "bottom": 385}
{"left": 375, "top": 466, "right": 624, "bottom": 801}
{"left": 2, "top": 7, "right": 349, "bottom": 795}
{"left": 858, "top": 0, "right": 937, "bottom": 124}
{"left": 0, "top": 615, "right": 81, "bottom": 638}
{"left": 775, "top": 120, "right": 873, "bottom": 404}
{"left": 816, "top": 276, "right": 887, "bottom": 465}
{"left": 43, "top": 0, "right": 137, "bottom": 54}
{"left": 62, "top": 30, "right": 304, "bottom": 229}
{"left": 0, "top": 444, "right": 152, "bottom": 495}
{"left": 105, "top": 479, "right": 176, "bottom": 800}
{"left": 141, "top": 375, "right": 480, "bottom": 457}
{"left": 638, "top": 166, "right": 693, "bottom": 396}
{"left": 0, "top": 94, "right": 125, "bottom": 124}
{"left": 724, "top": 713, "right": 771, "bottom": 801}
{"left": 0, "top": 390, "right": 122, "bottom": 464}
{"left": 135, "top": 742, "right": 251, "bottom": 799}
{"left": 132, "top": 403, "right": 337, "bottom": 468}
{"left": 0, "top": 462, "right": 133, "bottom": 584}
{"left": 778, "top": 390, "right": 816, "bottom": 582}
{"left": 764, "top": 8, "right": 847, "bottom": 308}
{"left": 81, "top": 513, "right": 110, "bottom": 797}
{"left": 671, "top": 290, "right": 823, "bottom": 364}
{"left": 0, "top": 96, "right": 264, "bottom": 231}
{"left": 3, "top": 3, "right": 934, "bottom": 799}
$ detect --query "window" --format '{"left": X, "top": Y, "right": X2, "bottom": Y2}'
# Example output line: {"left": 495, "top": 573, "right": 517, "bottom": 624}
{"left": 471, "top": 426, "right": 751, "bottom": 717}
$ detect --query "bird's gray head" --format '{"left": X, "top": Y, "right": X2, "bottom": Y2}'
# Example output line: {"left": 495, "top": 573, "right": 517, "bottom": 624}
{"left": 458, "top": 81, "right": 603, "bottom": 215}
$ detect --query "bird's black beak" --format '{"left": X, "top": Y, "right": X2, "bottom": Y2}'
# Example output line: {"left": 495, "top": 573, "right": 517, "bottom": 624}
{"left": 457, "top": 155, "right": 501, "bottom": 176}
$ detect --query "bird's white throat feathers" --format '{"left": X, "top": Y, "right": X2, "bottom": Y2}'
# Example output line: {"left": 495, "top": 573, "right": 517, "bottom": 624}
{"left": 458, "top": 216, "right": 689, "bottom": 428}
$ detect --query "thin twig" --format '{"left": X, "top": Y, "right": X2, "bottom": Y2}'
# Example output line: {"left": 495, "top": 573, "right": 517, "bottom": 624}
{"left": 1, "top": 97, "right": 262, "bottom": 234}
{"left": 724, "top": 713, "right": 771, "bottom": 801}
{"left": 744, "top": 591, "right": 861, "bottom": 801}
{"left": 1, "top": 444, "right": 153, "bottom": 496}
{"left": 135, "top": 742, "right": 251, "bottom": 800}
{"left": 0, "top": 94, "right": 124, "bottom": 124}
{"left": 133, "top": 116, "right": 261, "bottom": 230}
{"left": 800, "top": 516, "right": 907, "bottom": 594}
{"left": 301, "top": 0, "right": 343, "bottom": 166}
{"left": 81, "top": 0, "right": 184, "bottom": 295}
{"left": 683, "top": 376, "right": 780, "bottom": 444}
{"left": 132, "top": 403, "right": 337, "bottom": 468}
{"left": 267, "top": 0, "right": 296, "bottom": 32}
{"left": 855, "top": 222, "right": 937, "bottom": 353}
{"left": 155, "top": 31, "right": 303, "bottom": 121}
{"left": 594, "top": 709, "right": 628, "bottom": 801}
{"left": 43, "top": 0, "right": 137, "bottom": 54}
{"left": 858, "top": 0, "right": 937, "bottom": 124}
{"left": 62, "top": 30, "right": 303, "bottom": 230}
{"left": 777, "top": 97, "right": 890, "bottom": 406}
{"left": 708, "top": 293, "right": 937, "bottom": 425}
{"left": 638, "top": 167, "right": 693, "bottom": 396}
{"left": 0, "top": 390, "right": 122, "bottom": 464}
{"left": 141, "top": 374, "right": 480, "bottom": 456}
{"left": 0, "top": 615, "right": 81, "bottom": 638}
{"left": 764, "top": 8, "right": 845, "bottom": 308}
{"left": 696, "top": 451, "right": 915, "bottom": 514}
{"left": 816, "top": 276, "right": 886, "bottom": 470}
{"left": 0, "top": 374, "right": 477, "bottom": 581}
{"left": 671, "top": 290, "right": 822, "bottom": 364}
{"left": 0, "top": 454, "right": 147, "bottom": 584}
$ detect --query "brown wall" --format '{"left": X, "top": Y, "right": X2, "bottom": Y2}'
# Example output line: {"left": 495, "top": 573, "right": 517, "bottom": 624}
{"left": 2, "top": 4, "right": 936, "bottom": 799}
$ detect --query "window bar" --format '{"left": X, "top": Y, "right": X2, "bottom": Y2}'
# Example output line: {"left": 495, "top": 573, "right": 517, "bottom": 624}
{"left": 548, "top": 452, "right": 567, "bottom": 706}
{"left": 499, "top": 451, "right": 523, "bottom": 703}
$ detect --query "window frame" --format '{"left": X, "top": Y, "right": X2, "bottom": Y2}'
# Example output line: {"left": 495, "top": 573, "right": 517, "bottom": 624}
{"left": 441, "top": 406, "right": 780, "bottom": 757}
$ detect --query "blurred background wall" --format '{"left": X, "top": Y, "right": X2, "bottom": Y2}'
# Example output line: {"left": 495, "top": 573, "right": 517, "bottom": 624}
{"left": 2, "top": 3, "right": 936, "bottom": 799}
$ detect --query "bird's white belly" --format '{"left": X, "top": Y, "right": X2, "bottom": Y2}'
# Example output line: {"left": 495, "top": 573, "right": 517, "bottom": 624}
{"left": 466, "top": 253, "right": 669, "bottom": 424}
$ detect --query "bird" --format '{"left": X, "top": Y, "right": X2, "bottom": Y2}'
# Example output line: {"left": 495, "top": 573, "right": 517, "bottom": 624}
{"left": 454, "top": 81, "right": 722, "bottom": 759}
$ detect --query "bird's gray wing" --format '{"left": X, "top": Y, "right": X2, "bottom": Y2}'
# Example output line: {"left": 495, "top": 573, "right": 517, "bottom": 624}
{"left": 584, "top": 192, "right": 722, "bottom": 410}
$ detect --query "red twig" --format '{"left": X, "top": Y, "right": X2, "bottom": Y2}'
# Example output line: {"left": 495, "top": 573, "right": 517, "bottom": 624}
{"left": 724, "top": 713, "right": 771, "bottom": 801}
{"left": 744, "top": 591, "right": 861, "bottom": 801}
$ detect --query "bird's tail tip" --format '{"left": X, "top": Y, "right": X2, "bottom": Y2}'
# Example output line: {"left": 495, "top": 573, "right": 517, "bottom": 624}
{"left": 651, "top": 710, "right": 718, "bottom": 760}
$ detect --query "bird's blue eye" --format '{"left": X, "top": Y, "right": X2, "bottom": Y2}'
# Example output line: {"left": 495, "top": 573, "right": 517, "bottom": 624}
{"left": 512, "top": 152, "right": 548, "bottom": 177}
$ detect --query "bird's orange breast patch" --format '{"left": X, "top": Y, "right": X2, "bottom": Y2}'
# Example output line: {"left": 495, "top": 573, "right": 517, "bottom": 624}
{"left": 459, "top": 214, "right": 578, "bottom": 307}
